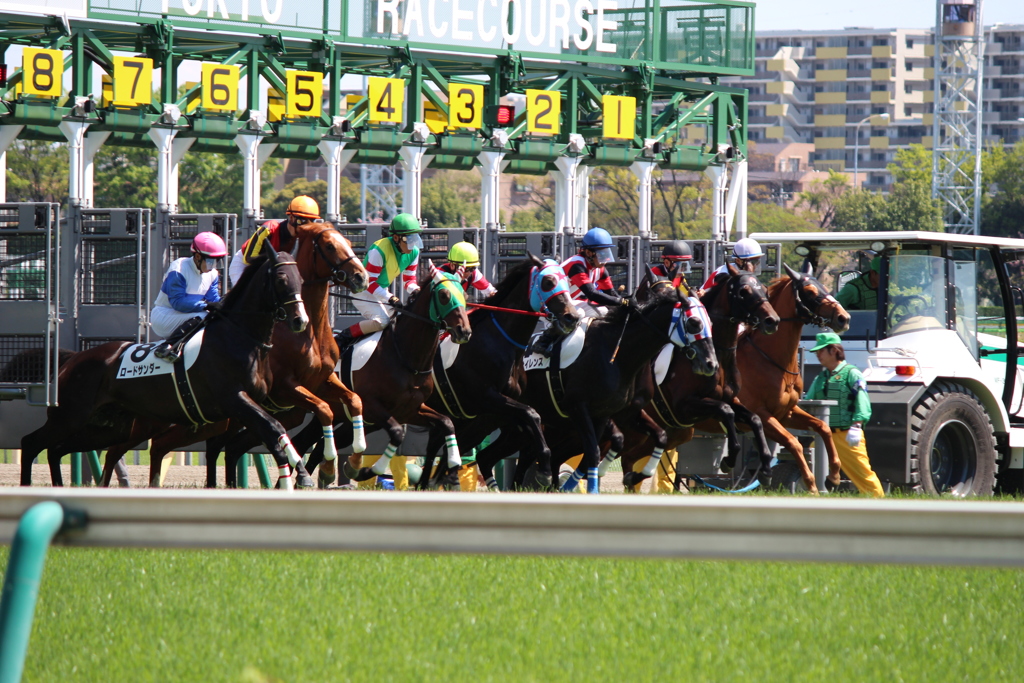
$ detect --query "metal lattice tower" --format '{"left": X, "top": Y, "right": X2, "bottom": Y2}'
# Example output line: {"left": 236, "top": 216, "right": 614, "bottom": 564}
{"left": 359, "top": 164, "right": 403, "bottom": 223}
{"left": 932, "top": 0, "right": 985, "bottom": 235}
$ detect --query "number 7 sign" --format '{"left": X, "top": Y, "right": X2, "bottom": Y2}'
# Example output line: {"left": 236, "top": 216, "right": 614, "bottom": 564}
{"left": 368, "top": 77, "right": 404, "bottom": 124}
{"left": 113, "top": 56, "right": 152, "bottom": 106}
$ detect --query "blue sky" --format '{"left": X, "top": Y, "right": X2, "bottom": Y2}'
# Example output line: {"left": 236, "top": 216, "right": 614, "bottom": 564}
{"left": 756, "top": 0, "right": 1021, "bottom": 31}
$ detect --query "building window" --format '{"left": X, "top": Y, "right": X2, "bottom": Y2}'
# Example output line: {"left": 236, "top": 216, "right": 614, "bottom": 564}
{"left": 906, "top": 38, "right": 914, "bottom": 49}
{"left": 905, "top": 106, "right": 913, "bottom": 117}
{"left": 905, "top": 84, "right": 913, "bottom": 94}
{"left": 905, "top": 60, "right": 913, "bottom": 70}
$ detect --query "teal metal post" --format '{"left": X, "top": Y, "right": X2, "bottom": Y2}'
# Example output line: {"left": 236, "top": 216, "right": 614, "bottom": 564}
{"left": 70, "top": 453, "right": 82, "bottom": 487}
{"left": 236, "top": 453, "right": 249, "bottom": 489}
{"left": 254, "top": 453, "right": 272, "bottom": 489}
{"left": 86, "top": 452, "right": 102, "bottom": 486}
{"left": 0, "top": 502, "right": 65, "bottom": 683}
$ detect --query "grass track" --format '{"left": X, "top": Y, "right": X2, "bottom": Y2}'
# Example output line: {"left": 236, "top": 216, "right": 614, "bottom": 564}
{"left": 6, "top": 548, "right": 1023, "bottom": 682}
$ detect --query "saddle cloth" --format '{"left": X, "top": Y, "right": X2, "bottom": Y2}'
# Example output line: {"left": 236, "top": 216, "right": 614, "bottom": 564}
{"left": 521, "top": 317, "right": 592, "bottom": 373}
{"left": 116, "top": 330, "right": 204, "bottom": 380}
{"left": 336, "top": 331, "right": 382, "bottom": 390}
{"left": 653, "top": 343, "right": 674, "bottom": 386}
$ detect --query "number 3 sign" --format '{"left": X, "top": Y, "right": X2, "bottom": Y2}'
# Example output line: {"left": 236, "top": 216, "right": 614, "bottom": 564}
{"left": 448, "top": 83, "right": 483, "bottom": 130}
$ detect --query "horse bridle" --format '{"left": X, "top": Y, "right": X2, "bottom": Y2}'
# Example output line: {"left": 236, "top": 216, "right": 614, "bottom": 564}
{"left": 266, "top": 259, "right": 304, "bottom": 321}
{"left": 309, "top": 226, "right": 360, "bottom": 286}
{"left": 633, "top": 280, "right": 704, "bottom": 358}
{"left": 786, "top": 276, "right": 835, "bottom": 328}
{"left": 710, "top": 273, "right": 772, "bottom": 329}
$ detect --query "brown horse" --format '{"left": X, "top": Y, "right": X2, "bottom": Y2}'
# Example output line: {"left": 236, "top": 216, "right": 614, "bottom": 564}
{"left": 728, "top": 264, "right": 851, "bottom": 493}
{"left": 97, "top": 222, "right": 368, "bottom": 487}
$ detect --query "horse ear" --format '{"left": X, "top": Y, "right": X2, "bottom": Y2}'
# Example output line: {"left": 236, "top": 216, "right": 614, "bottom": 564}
{"left": 427, "top": 259, "right": 445, "bottom": 284}
{"left": 783, "top": 262, "right": 801, "bottom": 281}
{"left": 527, "top": 251, "right": 543, "bottom": 266}
{"left": 266, "top": 242, "right": 280, "bottom": 263}
{"left": 645, "top": 264, "right": 658, "bottom": 282}
{"left": 802, "top": 261, "right": 813, "bottom": 275}
{"left": 727, "top": 262, "right": 740, "bottom": 277}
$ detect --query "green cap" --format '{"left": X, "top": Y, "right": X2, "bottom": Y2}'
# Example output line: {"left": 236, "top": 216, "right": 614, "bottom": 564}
{"left": 870, "top": 256, "right": 881, "bottom": 272}
{"left": 810, "top": 331, "right": 843, "bottom": 351}
{"left": 390, "top": 213, "right": 422, "bottom": 235}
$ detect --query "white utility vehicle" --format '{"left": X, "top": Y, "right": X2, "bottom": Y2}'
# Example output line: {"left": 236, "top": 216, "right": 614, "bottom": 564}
{"left": 750, "top": 231, "right": 1024, "bottom": 496}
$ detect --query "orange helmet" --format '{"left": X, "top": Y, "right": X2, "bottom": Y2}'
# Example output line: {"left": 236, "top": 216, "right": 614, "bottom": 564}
{"left": 286, "top": 195, "right": 320, "bottom": 220}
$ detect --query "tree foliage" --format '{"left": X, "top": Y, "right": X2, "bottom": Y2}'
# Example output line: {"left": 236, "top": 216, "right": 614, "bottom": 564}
{"left": 421, "top": 169, "right": 480, "bottom": 228}
{"left": 796, "top": 170, "right": 849, "bottom": 229}
{"left": 981, "top": 140, "right": 1024, "bottom": 239}
{"left": 262, "top": 175, "right": 361, "bottom": 221}
{"left": 5, "top": 140, "right": 68, "bottom": 203}
{"left": 93, "top": 145, "right": 157, "bottom": 208}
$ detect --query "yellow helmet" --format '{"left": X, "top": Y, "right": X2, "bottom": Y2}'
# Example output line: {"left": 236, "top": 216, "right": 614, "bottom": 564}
{"left": 448, "top": 241, "right": 480, "bottom": 268}
{"left": 286, "top": 195, "right": 320, "bottom": 220}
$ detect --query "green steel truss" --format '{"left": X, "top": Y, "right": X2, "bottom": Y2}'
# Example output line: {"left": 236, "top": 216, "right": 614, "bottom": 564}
{"left": 0, "top": 7, "right": 750, "bottom": 171}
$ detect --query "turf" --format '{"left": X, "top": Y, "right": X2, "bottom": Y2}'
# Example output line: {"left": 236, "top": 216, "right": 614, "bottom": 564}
{"left": 5, "top": 548, "right": 1022, "bottom": 682}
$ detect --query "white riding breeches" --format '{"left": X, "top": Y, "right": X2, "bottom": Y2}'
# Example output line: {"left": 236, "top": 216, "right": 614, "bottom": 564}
{"left": 351, "top": 290, "right": 393, "bottom": 326}
{"left": 228, "top": 250, "right": 246, "bottom": 287}
{"left": 576, "top": 302, "right": 608, "bottom": 319}
{"left": 151, "top": 306, "right": 206, "bottom": 340}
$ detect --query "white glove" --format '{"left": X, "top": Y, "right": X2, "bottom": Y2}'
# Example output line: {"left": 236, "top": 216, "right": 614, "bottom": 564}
{"left": 846, "top": 424, "right": 863, "bottom": 447}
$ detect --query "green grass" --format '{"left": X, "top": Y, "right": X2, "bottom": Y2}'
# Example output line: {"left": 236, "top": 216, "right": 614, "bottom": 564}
{"left": 7, "top": 548, "right": 1023, "bottom": 682}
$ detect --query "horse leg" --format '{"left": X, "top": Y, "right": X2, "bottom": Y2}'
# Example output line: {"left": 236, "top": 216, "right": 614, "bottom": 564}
{"left": 621, "top": 411, "right": 668, "bottom": 489}
{"left": 598, "top": 421, "right": 626, "bottom": 478}
{"left": 225, "top": 391, "right": 313, "bottom": 490}
{"left": 272, "top": 386, "right": 340, "bottom": 488}
{"left": 20, "top": 427, "right": 51, "bottom": 486}
{"left": 344, "top": 418, "right": 405, "bottom": 482}
{"left": 564, "top": 403, "right": 604, "bottom": 494}
{"left": 320, "top": 374, "right": 366, "bottom": 454}
{"left": 784, "top": 406, "right": 842, "bottom": 489}
{"left": 761, "top": 414, "right": 818, "bottom": 494}
{"left": 475, "top": 427, "right": 523, "bottom": 491}
{"left": 102, "top": 442, "right": 135, "bottom": 487}
{"left": 730, "top": 401, "right": 772, "bottom": 471}
{"left": 420, "top": 427, "right": 446, "bottom": 491}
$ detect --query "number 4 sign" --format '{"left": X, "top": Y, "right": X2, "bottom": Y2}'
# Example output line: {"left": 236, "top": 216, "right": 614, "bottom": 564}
{"left": 368, "top": 77, "right": 404, "bottom": 124}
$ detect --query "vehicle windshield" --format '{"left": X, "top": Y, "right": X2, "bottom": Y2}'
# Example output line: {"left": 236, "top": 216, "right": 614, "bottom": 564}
{"left": 953, "top": 256, "right": 979, "bottom": 360}
{"left": 885, "top": 255, "right": 948, "bottom": 338}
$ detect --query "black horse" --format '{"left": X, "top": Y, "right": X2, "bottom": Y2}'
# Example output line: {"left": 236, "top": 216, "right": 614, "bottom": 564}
{"left": 476, "top": 272, "right": 718, "bottom": 493}
{"left": 19, "top": 246, "right": 316, "bottom": 489}
{"left": 416, "top": 255, "right": 580, "bottom": 490}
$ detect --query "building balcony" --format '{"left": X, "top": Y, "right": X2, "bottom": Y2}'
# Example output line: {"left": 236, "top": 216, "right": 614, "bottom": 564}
{"left": 871, "top": 68, "right": 894, "bottom": 81}
{"left": 847, "top": 69, "right": 872, "bottom": 79}
{"left": 815, "top": 92, "right": 847, "bottom": 104}
{"left": 815, "top": 69, "right": 847, "bottom": 82}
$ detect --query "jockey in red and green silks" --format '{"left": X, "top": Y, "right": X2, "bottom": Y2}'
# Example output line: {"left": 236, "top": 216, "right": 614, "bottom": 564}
{"left": 340, "top": 213, "right": 423, "bottom": 342}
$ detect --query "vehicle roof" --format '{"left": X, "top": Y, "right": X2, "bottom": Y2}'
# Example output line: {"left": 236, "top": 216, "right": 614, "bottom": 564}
{"left": 747, "top": 231, "right": 1024, "bottom": 252}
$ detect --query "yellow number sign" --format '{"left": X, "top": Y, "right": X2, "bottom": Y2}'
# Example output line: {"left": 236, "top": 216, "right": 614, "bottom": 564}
{"left": 201, "top": 63, "right": 239, "bottom": 112}
{"left": 22, "top": 48, "right": 63, "bottom": 98}
{"left": 267, "top": 88, "right": 285, "bottom": 122}
{"left": 286, "top": 70, "right": 323, "bottom": 118}
{"left": 368, "top": 77, "right": 404, "bottom": 124}
{"left": 113, "top": 56, "right": 152, "bottom": 106}
{"left": 448, "top": 83, "right": 483, "bottom": 130}
{"left": 101, "top": 75, "right": 113, "bottom": 107}
{"left": 603, "top": 95, "right": 636, "bottom": 140}
{"left": 526, "top": 89, "right": 560, "bottom": 135}
{"left": 423, "top": 99, "right": 447, "bottom": 134}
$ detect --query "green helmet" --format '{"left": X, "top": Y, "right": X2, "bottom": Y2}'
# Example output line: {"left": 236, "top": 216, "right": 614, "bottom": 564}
{"left": 390, "top": 213, "right": 422, "bottom": 235}
{"left": 448, "top": 241, "right": 480, "bottom": 268}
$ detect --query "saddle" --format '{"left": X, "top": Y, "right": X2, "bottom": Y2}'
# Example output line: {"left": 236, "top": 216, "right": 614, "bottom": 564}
{"left": 431, "top": 335, "right": 472, "bottom": 419}
{"left": 116, "top": 331, "right": 210, "bottom": 425}
{"left": 521, "top": 318, "right": 593, "bottom": 419}
{"left": 336, "top": 331, "right": 381, "bottom": 391}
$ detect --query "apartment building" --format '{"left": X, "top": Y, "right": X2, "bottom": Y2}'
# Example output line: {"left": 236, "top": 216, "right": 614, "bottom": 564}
{"left": 728, "top": 25, "right": 1024, "bottom": 190}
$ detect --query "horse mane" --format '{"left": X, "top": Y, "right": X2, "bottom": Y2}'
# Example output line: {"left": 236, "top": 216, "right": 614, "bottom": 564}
{"left": 591, "top": 290, "right": 659, "bottom": 331}
{"left": 221, "top": 256, "right": 267, "bottom": 310}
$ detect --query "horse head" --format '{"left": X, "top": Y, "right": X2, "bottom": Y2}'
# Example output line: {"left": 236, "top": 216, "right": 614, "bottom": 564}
{"left": 723, "top": 263, "right": 780, "bottom": 334}
{"left": 649, "top": 268, "right": 718, "bottom": 377}
{"left": 783, "top": 263, "right": 851, "bottom": 333}
{"left": 429, "top": 268, "right": 472, "bottom": 344}
{"left": 295, "top": 222, "right": 368, "bottom": 292}
{"left": 266, "top": 246, "right": 309, "bottom": 333}
{"left": 528, "top": 252, "right": 580, "bottom": 335}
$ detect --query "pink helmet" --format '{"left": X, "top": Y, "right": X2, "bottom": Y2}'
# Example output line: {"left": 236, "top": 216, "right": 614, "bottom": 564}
{"left": 191, "top": 232, "right": 227, "bottom": 258}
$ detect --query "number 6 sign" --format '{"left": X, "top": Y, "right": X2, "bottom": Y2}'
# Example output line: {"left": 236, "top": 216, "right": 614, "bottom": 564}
{"left": 201, "top": 63, "right": 239, "bottom": 112}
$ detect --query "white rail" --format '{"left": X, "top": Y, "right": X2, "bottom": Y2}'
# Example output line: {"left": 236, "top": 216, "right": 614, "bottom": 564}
{"left": 1, "top": 490, "right": 1023, "bottom": 567}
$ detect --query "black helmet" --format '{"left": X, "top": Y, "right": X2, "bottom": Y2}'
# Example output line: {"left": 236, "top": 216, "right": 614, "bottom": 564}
{"left": 662, "top": 241, "right": 692, "bottom": 261}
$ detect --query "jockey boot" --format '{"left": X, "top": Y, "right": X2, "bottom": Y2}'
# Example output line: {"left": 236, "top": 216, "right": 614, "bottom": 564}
{"left": 528, "top": 327, "right": 560, "bottom": 357}
{"left": 154, "top": 316, "right": 204, "bottom": 363}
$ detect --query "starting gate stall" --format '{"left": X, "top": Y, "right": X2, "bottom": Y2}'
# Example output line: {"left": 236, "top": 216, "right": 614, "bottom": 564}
{"left": 162, "top": 213, "right": 238, "bottom": 297}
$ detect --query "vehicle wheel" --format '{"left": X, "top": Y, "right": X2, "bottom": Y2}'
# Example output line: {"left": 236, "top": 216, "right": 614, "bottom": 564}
{"left": 910, "top": 382, "right": 996, "bottom": 497}
{"left": 769, "top": 461, "right": 807, "bottom": 494}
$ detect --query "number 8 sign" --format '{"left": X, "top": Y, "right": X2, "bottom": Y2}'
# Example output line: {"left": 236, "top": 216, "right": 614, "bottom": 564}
{"left": 201, "top": 63, "right": 239, "bottom": 112}
{"left": 22, "top": 48, "right": 63, "bottom": 98}
{"left": 526, "top": 89, "right": 560, "bottom": 135}
{"left": 286, "top": 70, "right": 323, "bottom": 118}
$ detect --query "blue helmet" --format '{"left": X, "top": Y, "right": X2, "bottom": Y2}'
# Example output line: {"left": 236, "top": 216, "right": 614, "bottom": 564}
{"left": 582, "top": 227, "right": 614, "bottom": 250}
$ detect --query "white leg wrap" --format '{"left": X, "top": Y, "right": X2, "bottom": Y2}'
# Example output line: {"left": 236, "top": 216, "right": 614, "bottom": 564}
{"left": 598, "top": 450, "right": 620, "bottom": 478}
{"left": 351, "top": 415, "right": 366, "bottom": 454}
{"left": 371, "top": 443, "right": 398, "bottom": 475}
{"left": 641, "top": 447, "right": 665, "bottom": 477}
{"left": 322, "top": 426, "right": 338, "bottom": 461}
{"left": 278, "top": 434, "right": 302, "bottom": 468}
{"left": 445, "top": 434, "right": 462, "bottom": 469}
{"left": 277, "top": 465, "right": 294, "bottom": 491}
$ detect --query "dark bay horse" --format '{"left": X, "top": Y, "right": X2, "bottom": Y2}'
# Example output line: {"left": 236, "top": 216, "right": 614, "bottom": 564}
{"left": 477, "top": 274, "right": 717, "bottom": 493}
{"left": 94, "top": 222, "right": 368, "bottom": 488}
{"left": 612, "top": 268, "right": 781, "bottom": 489}
{"left": 416, "top": 255, "right": 580, "bottom": 490}
{"left": 729, "top": 263, "right": 851, "bottom": 493}
{"left": 235, "top": 269, "right": 472, "bottom": 485}
{"left": 20, "top": 247, "right": 315, "bottom": 489}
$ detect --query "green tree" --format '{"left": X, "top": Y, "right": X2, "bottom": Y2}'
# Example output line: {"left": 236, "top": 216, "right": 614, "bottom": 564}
{"left": 5, "top": 139, "right": 68, "bottom": 204}
{"left": 832, "top": 189, "right": 888, "bottom": 232}
{"left": 421, "top": 169, "right": 480, "bottom": 228}
{"left": 509, "top": 206, "right": 552, "bottom": 231}
{"left": 747, "top": 202, "right": 817, "bottom": 234}
{"left": 882, "top": 180, "right": 942, "bottom": 231}
{"left": 888, "top": 144, "right": 933, "bottom": 186}
{"left": 177, "top": 152, "right": 281, "bottom": 215}
{"left": 93, "top": 145, "right": 157, "bottom": 208}
{"left": 981, "top": 140, "right": 1024, "bottom": 239}
{"left": 796, "top": 169, "right": 849, "bottom": 228}
{"left": 262, "top": 175, "right": 360, "bottom": 221}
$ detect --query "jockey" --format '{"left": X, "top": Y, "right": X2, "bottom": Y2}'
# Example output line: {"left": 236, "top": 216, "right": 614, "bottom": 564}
{"left": 227, "top": 195, "right": 320, "bottom": 286}
{"left": 429, "top": 241, "right": 496, "bottom": 298}
{"left": 339, "top": 213, "right": 423, "bottom": 343}
{"left": 700, "top": 237, "right": 763, "bottom": 292}
{"left": 151, "top": 232, "right": 227, "bottom": 362}
{"left": 652, "top": 240, "right": 693, "bottom": 280}
{"left": 529, "top": 227, "right": 628, "bottom": 356}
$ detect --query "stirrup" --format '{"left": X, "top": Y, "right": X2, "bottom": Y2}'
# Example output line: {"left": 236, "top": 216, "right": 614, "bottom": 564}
{"left": 153, "top": 343, "right": 180, "bottom": 363}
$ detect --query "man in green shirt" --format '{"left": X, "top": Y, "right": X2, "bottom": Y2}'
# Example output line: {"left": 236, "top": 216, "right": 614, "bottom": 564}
{"left": 805, "top": 331, "right": 885, "bottom": 497}
{"left": 836, "top": 256, "right": 880, "bottom": 310}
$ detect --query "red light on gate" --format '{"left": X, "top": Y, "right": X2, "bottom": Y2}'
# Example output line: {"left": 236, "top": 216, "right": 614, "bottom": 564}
{"left": 485, "top": 104, "right": 515, "bottom": 127}
{"left": 0, "top": 65, "right": 7, "bottom": 89}
{"left": 895, "top": 366, "right": 916, "bottom": 376}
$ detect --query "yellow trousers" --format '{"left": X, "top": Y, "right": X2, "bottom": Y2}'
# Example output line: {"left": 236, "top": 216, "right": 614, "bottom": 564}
{"left": 830, "top": 431, "right": 885, "bottom": 498}
{"left": 626, "top": 449, "right": 679, "bottom": 493}
{"left": 459, "top": 464, "right": 480, "bottom": 492}
{"left": 355, "top": 455, "right": 409, "bottom": 490}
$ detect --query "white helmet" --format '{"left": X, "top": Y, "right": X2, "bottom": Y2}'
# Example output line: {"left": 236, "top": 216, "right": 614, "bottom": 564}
{"left": 733, "top": 238, "right": 764, "bottom": 260}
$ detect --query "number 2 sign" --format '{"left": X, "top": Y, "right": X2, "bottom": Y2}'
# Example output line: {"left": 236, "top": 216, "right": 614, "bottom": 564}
{"left": 526, "top": 89, "right": 560, "bottom": 135}
{"left": 368, "top": 77, "right": 404, "bottom": 124}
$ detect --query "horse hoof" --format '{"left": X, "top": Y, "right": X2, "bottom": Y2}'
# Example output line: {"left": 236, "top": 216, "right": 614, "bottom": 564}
{"left": 622, "top": 471, "right": 649, "bottom": 488}
{"left": 343, "top": 461, "right": 360, "bottom": 480}
{"left": 535, "top": 472, "right": 552, "bottom": 489}
{"left": 319, "top": 460, "right": 336, "bottom": 488}
{"left": 353, "top": 467, "right": 378, "bottom": 482}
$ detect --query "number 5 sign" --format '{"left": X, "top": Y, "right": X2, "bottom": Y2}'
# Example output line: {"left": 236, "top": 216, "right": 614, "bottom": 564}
{"left": 603, "top": 95, "right": 636, "bottom": 140}
{"left": 201, "top": 63, "right": 239, "bottom": 112}
{"left": 286, "top": 70, "right": 323, "bottom": 118}
{"left": 368, "top": 77, "right": 404, "bottom": 124}
{"left": 448, "top": 83, "right": 483, "bottom": 130}
{"left": 526, "top": 89, "right": 560, "bottom": 135}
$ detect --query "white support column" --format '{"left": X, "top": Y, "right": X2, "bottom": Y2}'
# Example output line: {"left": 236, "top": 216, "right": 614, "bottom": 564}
{"left": 169, "top": 137, "right": 196, "bottom": 214}
{"left": 234, "top": 135, "right": 277, "bottom": 223}
{"left": 399, "top": 145, "right": 428, "bottom": 220}
{"left": 149, "top": 127, "right": 177, "bottom": 214}
{"left": 723, "top": 159, "right": 748, "bottom": 242}
{"left": 82, "top": 131, "right": 111, "bottom": 209}
{"left": 575, "top": 166, "right": 592, "bottom": 231}
{"left": 705, "top": 165, "right": 728, "bottom": 243}
{"left": 59, "top": 120, "right": 91, "bottom": 208}
{"left": 0, "top": 125, "right": 25, "bottom": 203}
{"left": 479, "top": 150, "right": 506, "bottom": 230}
{"left": 630, "top": 160, "right": 656, "bottom": 239}
{"left": 317, "top": 139, "right": 356, "bottom": 223}
{"left": 553, "top": 155, "right": 582, "bottom": 233}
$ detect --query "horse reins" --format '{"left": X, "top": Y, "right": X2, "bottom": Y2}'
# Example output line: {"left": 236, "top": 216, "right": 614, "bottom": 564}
{"left": 307, "top": 227, "right": 360, "bottom": 286}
